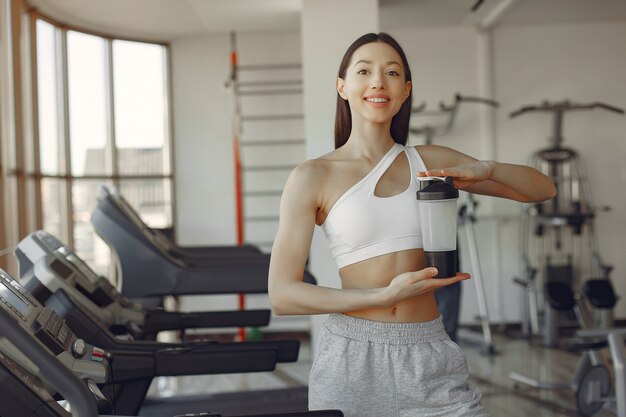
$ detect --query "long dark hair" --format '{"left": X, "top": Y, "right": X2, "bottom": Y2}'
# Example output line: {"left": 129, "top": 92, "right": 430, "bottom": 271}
{"left": 334, "top": 33, "right": 413, "bottom": 149}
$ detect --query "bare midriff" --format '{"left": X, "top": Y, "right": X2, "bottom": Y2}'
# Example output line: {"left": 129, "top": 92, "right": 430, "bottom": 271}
{"left": 339, "top": 248, "right": 441, "bottom": 323}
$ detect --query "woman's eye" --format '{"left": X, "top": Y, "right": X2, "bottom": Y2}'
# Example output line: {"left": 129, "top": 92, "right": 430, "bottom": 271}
{"left": 387, "top": 70, "right": 400, "bottom": 76}
{"left": 357, "top": 69, "right": 368, "bottom": 75}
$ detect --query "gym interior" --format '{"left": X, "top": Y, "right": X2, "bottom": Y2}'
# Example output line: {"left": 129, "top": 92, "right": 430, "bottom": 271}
{"left": 1, "top": 0, "right": 626, "bottom": 416}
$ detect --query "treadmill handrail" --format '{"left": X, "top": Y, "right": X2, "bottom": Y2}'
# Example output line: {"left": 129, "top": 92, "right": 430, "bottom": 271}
{"left": 97, "top": 186, "right": 263, "bottom": 264}
{"left": 50, "top": 289, "right": 299, "bottom": 363}
{"left": 0, "top": 308, "right": 98, "bottom": 417}
{"left": 93, "top": 197, "right": 270, "bottom": 268}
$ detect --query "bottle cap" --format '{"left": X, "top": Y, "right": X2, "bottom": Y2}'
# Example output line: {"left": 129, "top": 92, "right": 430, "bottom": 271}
{"left": 416, "top": 176, "right": 459, "bottom": 201}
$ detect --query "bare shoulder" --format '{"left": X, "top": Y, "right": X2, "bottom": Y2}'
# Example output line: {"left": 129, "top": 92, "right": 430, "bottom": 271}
{"left": 283, "top": 152, "right": 340, "bottom": 201}
{"left": 288, "top": 158, "right": 329, "bottom": 186}
{"left": 288, "top": 149, "right": 344, "bottom": 183}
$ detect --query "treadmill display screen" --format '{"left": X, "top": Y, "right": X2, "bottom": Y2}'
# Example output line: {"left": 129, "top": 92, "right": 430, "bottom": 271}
{"left": 0, "top": 283, "right": 30, "bottom": 316}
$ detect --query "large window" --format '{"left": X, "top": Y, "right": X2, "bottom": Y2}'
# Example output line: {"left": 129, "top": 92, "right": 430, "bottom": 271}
{"left": 32, "top": 18, "right": 172, "bottom": 277}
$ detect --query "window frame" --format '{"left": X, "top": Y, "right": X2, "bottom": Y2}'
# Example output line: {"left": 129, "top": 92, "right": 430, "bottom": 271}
{"left": 28, "top": 11, "right": 176, "bottom": 249}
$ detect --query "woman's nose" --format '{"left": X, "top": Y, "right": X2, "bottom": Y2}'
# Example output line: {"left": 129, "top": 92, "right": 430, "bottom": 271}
{"left": 371, "top": 78, "right": 385, "bottom": 89}
{"left": 371, "top": 71, "right": 386, "bottom": 89}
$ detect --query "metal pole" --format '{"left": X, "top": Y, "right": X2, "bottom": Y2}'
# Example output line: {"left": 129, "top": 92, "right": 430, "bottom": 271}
{"left": 608, "top": 331, "right": 626, "bottom": 417}
{"left": 462, "top": 197, "right": 495, "bottom": 354}
{"left": 229, "top": 31, "right": 246, "bottom": 342}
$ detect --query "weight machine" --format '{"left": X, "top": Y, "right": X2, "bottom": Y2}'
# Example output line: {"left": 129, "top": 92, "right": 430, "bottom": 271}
{"left": 410, "top": 94, "right": 498, "bottom": 354}
{"left": 510, "top": 100, "right": 624, "bottom": 347}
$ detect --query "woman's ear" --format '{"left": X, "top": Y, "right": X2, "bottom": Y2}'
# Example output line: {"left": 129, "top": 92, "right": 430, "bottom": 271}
{"left": 404, "top": 80, "right": 412, "bottom": 100}
{"left": 336, "top": 78, "right": 348, "bottom": 100}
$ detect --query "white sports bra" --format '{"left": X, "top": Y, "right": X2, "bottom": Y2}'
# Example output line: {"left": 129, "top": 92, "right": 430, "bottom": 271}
{"left": 320, "top": 143, "right": 427, "bottom": 268}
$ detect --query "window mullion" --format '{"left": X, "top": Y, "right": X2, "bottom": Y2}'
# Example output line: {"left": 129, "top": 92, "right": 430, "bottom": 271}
{"left": 20, "top": 12, "right": 37, "bottom": 232}
{"left": 163, "top": 46, "right": 175, "bottom": 234}
{"left": 106, "top": 38, "right": 118, "bottom": 188}
{"left": 29, "top": 10, "right": 42, "bottom": 229}
{"left": 58, "top": 26, "right": 73, "bottom": 248}
{"left": 10, "top": 0, "right": 27, "bottom": 242}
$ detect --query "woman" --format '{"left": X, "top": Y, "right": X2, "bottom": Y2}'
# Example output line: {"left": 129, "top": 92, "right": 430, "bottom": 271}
{"left": 268, "top": 32, "right": 556, "bottom": 417}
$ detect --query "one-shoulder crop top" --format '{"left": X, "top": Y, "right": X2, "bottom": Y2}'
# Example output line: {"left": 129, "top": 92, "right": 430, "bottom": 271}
{"left": 320, "top": 143, "right": 427, "bottom": 268}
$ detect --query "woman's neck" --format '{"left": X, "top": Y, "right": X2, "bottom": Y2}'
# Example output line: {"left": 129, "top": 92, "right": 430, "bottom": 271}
{"left": 344, "top": 120, "right": 396, "bottom": 159}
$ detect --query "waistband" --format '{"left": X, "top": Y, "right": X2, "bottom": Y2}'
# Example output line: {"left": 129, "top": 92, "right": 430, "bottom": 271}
{"left": 324, "top": 313, "right": 449, "bottom": 344}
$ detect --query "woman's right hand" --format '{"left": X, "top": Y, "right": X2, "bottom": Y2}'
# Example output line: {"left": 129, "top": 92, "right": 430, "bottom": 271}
{"left": 382, "top": 268, "right": 470, "bottom": 307}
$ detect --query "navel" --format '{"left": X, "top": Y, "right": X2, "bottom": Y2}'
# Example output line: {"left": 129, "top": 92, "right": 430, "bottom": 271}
{"left": 391, "top": 306, "right": 397, "bottom": 315}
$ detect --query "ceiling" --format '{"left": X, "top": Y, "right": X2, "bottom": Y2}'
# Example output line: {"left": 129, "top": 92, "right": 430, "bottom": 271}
{"left": 27, "top": 0, "right": 626, "bottom": 42}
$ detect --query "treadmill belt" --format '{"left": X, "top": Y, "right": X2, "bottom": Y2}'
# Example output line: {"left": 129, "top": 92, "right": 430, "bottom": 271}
{"left": 139, "top": 386, "right": 309, "bottom": 416}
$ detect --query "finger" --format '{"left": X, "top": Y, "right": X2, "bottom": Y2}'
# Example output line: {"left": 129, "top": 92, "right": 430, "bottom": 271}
{"left": 428, "top": 169, "right": 463, "bottom": 178}
{"left": 439, "top": 168, "right": 465, "bottom": 177}
{"left": 425, "top": 170, "right": 444, "bottom": 176}
{"left": 413, "top": 267, "right": 439, "bottom": 281}
{"left": 432, "top": 273, "right": 471, "bottom": 286}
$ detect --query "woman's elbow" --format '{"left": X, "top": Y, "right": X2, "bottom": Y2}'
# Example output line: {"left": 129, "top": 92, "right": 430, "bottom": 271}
{"left": 521, "top": 180, "right": 557, "bottom": 203}
{"left": 268, "top": 287, "right": 289, "bottom": 316}
{"left": 538, "top": 181, "right": 558, "bottom": 202}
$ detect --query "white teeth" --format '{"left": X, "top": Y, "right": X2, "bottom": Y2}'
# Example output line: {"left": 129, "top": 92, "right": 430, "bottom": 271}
{"left": 365, "top": 97, "right": 389, "bottom": 103}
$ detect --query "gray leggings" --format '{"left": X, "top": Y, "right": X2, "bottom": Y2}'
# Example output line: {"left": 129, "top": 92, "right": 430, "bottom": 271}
{"left": 309, "top": 314, "right": 488, "bottom": 417}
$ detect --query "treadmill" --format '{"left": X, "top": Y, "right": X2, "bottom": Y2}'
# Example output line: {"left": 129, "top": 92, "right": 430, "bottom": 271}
{"left": 0, "top": 268, "right": 343, "bottom": 417}
{"left": 15, "top": 231, "right": 272, "bottom": 338}
{"left": 90, "top": 186, "right": 316, "bottom": 304}
{"left": 12, "top": 240, "right": 311, "bottom": 415}
{"left": 97, "top": 185, "right": 263, "bottom": 259}
{"left": 12, "top": 239, "right": 300, "bottom": 355}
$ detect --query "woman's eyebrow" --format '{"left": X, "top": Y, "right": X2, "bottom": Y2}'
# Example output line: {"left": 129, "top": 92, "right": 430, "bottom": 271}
{"left": 353, "top": 59, "right": 401, "bottom": 67}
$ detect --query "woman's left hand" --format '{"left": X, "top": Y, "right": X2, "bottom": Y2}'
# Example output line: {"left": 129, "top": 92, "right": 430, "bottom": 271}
{"left": 417, "top": 160, "right": 496, "bottom": 190}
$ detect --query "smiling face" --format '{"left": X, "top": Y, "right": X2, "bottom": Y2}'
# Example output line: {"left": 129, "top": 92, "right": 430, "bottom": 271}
{"left": 337, "top": 41, "right": 412, "bottom": 127}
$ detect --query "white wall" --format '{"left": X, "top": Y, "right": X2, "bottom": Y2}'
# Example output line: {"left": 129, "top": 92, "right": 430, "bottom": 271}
{"left": 172, "top": 33, "right": 235, "bottom": 246}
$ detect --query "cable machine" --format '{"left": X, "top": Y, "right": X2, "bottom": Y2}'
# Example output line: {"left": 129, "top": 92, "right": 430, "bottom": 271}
{"left": 410, "top": 94, "right": 499, "bottom": 355}
{"left": 510, "top": 100, "right": 624, "bottom": 346}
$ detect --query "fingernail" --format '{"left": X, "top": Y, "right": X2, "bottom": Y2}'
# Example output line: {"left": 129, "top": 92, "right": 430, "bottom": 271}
{"left": 431, "top": 268, "right": 438, "bottom": 275}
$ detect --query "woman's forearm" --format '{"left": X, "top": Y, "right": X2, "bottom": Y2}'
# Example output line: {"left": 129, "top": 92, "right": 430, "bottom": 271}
{"left": 488, "top": 161, "right": 557, "bottom": 202}
{"left": 269, "top": 280, "right": 388, "bottom": 316}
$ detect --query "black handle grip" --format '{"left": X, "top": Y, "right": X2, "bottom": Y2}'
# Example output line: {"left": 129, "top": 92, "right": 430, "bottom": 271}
{"left": 456, "top": 94, "right": 499, "bottom": 108}
{"left": 510, "top": 101, "right": 625, "bottom": 118}
{"left": 591, "top": 102, "right": 625, "bottom": 114}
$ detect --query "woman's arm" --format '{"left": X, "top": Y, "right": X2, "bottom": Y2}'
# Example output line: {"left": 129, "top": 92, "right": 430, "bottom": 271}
{"left": 268, "top": 160, "right": 467, "bottom": 316}
{"left": 416, "top": 145, "right": 557, "bottom": 203}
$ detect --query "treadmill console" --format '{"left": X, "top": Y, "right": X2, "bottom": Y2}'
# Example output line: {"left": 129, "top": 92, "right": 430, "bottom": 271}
{"left": 33, "top": 230, "right": 119, "bottom": 307}
{"left": 0, "top": 269, "right": 38, "bottom": 324}
{"left": 0, "top": 270, "right": 108, "bottom": 381}
{"left": 56, "top": 245, "right": 118, "bottom": 307}
{"left": 0, "top": 269, "right": 113, "bottom": 416}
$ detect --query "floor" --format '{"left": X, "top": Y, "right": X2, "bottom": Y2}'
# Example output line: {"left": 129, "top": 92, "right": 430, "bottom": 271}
{"left": 146, "top": 329, "right": 617, "bottom": 417}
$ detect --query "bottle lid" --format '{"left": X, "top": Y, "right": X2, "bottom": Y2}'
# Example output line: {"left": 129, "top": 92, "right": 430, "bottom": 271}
{"left": 416, "top": 176, "right": 459, "bottom": 201}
